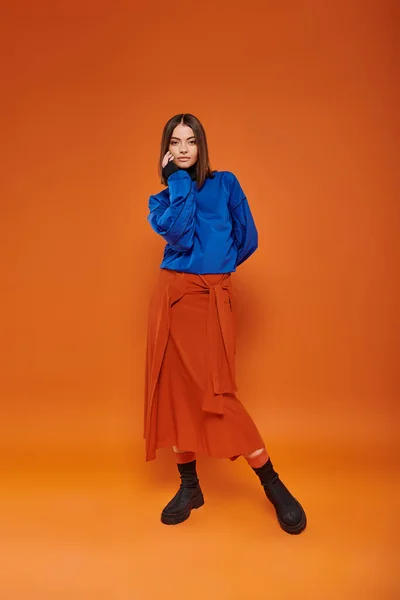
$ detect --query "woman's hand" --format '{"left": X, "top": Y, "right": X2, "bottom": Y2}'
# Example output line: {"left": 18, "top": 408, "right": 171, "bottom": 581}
{"left": 162, "top": 151, "right": 175, "bottom": 169}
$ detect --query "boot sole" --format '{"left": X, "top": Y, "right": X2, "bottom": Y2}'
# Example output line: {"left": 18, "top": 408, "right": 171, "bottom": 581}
{"left": 161, "top": 491, "right": 205, "bottom": 525}
{"left": 277, "top": 506, "right": 307, "bottom": 535}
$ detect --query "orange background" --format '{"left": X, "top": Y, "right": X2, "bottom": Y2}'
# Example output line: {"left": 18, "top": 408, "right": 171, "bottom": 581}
{"left": 1, "top": 1, "right": 398, "bottom": 598}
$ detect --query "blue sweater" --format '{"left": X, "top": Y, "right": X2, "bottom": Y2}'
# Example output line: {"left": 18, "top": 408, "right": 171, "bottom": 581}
{"left": 148, "top": 169, "right": 258, "bottom": 274}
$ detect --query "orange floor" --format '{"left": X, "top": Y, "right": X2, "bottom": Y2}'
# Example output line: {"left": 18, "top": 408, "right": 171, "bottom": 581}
{"left": 2, "top": 425, "right": 397, "bottom": 599}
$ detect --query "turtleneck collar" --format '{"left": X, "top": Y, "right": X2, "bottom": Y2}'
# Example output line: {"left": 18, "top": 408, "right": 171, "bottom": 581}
{"left": 181, "top": 163, "right": 197, "bottom": 181}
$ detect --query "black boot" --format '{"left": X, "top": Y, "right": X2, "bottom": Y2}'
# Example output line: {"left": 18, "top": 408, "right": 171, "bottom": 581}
{"left": 161, "top": 460, "right": 204, "bottom": 525}
{"left": 252, "top": 458, "right": 307, "bottom": 535}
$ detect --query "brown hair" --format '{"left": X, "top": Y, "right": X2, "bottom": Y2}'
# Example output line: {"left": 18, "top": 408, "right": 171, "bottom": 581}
{"left": 158, "top": 113, "right": 214, "bottom": 188}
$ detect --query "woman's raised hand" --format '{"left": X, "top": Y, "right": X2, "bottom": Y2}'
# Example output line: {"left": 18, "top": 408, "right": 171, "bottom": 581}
{"left": 162, "top": 151, "right": 175, "bottom": 168}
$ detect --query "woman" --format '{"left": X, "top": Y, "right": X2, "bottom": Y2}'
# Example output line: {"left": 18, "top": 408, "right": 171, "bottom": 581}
{"left": 144, "top": 113, "right": 306, "bottom": 534}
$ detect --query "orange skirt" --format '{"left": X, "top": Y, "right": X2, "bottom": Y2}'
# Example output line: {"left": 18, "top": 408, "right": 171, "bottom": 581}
{"left": 144, "top": 269, "right": 264, "bottom": 461}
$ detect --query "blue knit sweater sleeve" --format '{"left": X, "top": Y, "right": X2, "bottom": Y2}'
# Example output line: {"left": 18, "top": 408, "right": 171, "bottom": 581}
{"left": 148, "top": 170, "right": 196, "bottom": 252}
{"left": 228, "top": 173, "right": 258, "bottom": 267}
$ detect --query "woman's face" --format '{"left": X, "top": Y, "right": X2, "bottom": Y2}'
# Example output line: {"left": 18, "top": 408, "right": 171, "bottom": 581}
{"left": 168, "top": 124, "right": 198, "bottom": 168}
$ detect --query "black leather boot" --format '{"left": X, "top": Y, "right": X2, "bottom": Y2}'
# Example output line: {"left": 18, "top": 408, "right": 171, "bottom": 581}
{"left": 161, "top": 460, "right": 204, "bottom": 525}
{"left": 253, "top": 458, "right": 307, "bottom": 535}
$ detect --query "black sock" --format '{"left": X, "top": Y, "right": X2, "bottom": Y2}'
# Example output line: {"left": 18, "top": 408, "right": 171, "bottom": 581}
{"left": 177, "top": 460, "right": 199, "bottom": 488}
{"left": 252, "top": 458, "right": 279, "bottom": 487}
